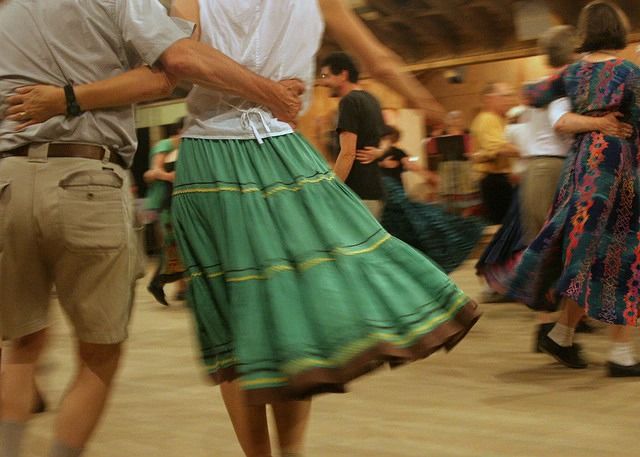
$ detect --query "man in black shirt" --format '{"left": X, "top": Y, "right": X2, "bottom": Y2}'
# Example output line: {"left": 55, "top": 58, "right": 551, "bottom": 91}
{"left": 319, "top": 52, "right": 387, "bottom": 218}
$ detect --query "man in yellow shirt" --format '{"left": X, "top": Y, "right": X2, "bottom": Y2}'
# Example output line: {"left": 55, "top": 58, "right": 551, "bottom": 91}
{"left": 471, "top": 82, "right": 520, "bottom": 224}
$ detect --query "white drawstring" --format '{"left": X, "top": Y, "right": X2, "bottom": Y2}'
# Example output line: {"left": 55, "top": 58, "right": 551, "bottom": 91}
{"left": 240, "top": 108, "right": 272, "bottom": 144}
{"left": 224, "top": 102, "right": 272, "bottom": 144}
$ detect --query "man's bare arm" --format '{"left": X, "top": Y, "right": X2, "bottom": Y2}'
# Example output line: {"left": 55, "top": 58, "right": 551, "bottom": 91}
{"left": 334, "top": 131, "right": 358, "bottom": 181}
{"left": 5, "top": 66, "right": 176, "bottom": 130}
{"left": 554, "top": 112, "right": 633, "bottom": 138}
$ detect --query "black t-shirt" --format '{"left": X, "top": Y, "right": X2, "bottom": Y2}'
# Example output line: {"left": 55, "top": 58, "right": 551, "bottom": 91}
{"left": 336, "top": 90, "right": 386, "bottom": 200}
{"left": 379, "top": 146, "right": 408, "bottom": 184}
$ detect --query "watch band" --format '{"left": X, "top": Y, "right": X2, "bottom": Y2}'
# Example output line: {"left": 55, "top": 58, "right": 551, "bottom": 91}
{"left": 64, "top": 84, "right": 83, "bottom": 117}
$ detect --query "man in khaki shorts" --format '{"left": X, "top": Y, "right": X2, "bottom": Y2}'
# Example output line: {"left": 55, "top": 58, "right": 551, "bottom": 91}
{"left": 0, "top": 1, "right": 303, "bottom": 456}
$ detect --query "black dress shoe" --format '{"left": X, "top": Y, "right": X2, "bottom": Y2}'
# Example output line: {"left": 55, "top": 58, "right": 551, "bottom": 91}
{"left": 534, "top": 323, "right": 555, "bottom": 353}
{"left": 147, "top": 279, "right": 169, "bottom": 306}
{"left": 538, "top": 335, "right": 588, "bottom": 369}
{"left": 607, "top": 361, "right": 640, "bottom": 377}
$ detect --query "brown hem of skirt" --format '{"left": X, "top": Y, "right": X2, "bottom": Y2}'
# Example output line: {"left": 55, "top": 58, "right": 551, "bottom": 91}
{"left": 209, "top": 300, "right": 481, "bottom": 405}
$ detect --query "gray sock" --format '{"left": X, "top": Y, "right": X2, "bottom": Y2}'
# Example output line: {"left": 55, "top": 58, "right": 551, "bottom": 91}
{"left": 48, "top": 441, "right": 83, "bottom": 457}
{"left": 1, "top": 421, "right": 27, "bottom": 457}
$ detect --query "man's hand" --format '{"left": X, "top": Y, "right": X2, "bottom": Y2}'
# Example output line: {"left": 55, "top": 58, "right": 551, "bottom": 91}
{"left": 269, "top": 79, "right": 305, "bottom": 123}
{"left": 5, "top": 85, "right": 66, "bottom": 131}
{"left": 356, "top": 146, "right": 383, "bottom": 164}
{"left": 597, "top": 112, "right": 633, "bottom": 138}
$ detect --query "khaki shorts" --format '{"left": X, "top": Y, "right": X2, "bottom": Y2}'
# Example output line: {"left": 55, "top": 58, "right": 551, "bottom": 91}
{"left": 0, "top": 146, "right": 140, "bottom": 344}
{"left": 519, "top": 156, "right": 565, "bottom": 245}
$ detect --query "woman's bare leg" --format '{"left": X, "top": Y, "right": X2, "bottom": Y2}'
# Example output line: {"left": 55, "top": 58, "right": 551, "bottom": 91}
{"left": 219, "top": 381, "right": 272, "bottom": 457}
{"left": 272, "top": 399, "right": 311, "bottom": 456}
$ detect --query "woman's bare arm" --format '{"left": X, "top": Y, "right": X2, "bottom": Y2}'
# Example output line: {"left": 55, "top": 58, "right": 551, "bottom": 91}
{"left": 319, "top": 0, "right": 446, "bottom": 123}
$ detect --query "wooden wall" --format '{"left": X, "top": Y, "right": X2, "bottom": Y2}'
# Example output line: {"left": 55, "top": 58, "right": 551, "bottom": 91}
{"left": 300, "top": 41, "right": 640, "bottom": 160}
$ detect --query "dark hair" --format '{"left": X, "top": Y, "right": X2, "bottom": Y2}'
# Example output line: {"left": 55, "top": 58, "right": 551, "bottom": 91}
{"left": 539, "top": 25, "right": 577, "bottom": 68}
{"left": 383, "top": 125, "right": 401, "bottom": 143}
{"left": 577, "top": 1, "right": 629, "bottom": 53}
{"left": 321, "top": 52, "right": 359, "bottom": 83}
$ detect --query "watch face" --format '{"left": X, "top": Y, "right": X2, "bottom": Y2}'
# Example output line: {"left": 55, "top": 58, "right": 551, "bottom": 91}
{"left": 64, "top": 85, "right": 82, "bottom": 116}
{"left": 70, "top": 103, "right": 82, "bottom": 116}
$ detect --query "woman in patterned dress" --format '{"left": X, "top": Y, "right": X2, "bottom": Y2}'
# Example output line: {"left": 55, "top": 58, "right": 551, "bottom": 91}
{"left": 509, "top": 1, "right": 640, "bottom": 376}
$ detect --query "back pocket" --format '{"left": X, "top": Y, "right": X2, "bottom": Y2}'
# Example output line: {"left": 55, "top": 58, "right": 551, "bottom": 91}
{"left": 58, "top": 169, "right": 126, "bottom": 252}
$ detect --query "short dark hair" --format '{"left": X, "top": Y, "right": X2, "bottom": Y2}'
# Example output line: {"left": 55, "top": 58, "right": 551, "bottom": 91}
{"left": 577, "top": 1, "right": 629, "bottom": 53}
{"left": 321, "top": 52, "right": 359, "bottom": 83}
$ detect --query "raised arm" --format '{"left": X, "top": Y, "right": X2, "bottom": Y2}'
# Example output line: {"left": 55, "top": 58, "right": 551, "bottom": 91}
{"left": 319, "top": 0, "right": 445, "bottom": 123}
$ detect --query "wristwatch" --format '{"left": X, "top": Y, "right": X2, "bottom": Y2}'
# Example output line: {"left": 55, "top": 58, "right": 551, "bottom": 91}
{"left": 64, "top": 84, "right": 83, "bottom": 116}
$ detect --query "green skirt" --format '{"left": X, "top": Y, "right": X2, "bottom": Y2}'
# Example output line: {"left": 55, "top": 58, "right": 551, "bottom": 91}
{"left": 172, "top": 134, "right": 480, "bottom": 404}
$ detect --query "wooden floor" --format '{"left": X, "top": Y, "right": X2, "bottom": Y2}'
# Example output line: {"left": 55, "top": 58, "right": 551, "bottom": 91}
{"left": 20, "top": 261, "right": 637, "bottom": 457}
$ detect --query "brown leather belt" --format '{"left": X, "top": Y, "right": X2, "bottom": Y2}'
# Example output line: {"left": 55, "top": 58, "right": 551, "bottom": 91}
{"left": 4, "top": 144, "right": 126, "bottom": 168}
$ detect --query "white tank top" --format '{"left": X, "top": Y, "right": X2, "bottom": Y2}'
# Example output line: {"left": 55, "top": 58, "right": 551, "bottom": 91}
{"left": 182, "top": 0, "right": 324, "bottom": 143}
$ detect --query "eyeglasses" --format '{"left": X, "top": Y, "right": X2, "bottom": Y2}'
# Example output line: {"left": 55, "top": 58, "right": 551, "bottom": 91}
{"left": 319, "top": 73, "right": 329, "bottom": 79}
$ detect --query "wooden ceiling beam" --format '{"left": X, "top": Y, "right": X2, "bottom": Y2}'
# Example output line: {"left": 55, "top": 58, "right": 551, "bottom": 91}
{"left": 402, "top": 46, "right": 540, "bottom": 72}
{"left": 418, "top": 0, "right": 498, "bottom": 52}
{"left": 401, "top": 31, "right": 640, "bottom": 73}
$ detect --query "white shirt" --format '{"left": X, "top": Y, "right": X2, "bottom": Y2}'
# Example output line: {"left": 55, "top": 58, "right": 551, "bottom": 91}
{"left": 0, "top": 0, "right": 191, "bottom": 165}
{"left": 522, "top": 97, "right": 573, "bottom": 158}
{"left": 182, "top": 0, "right": 324, "bottom": 143}
{"left": 505, "top": 122, "right": 530, "bottom": 175}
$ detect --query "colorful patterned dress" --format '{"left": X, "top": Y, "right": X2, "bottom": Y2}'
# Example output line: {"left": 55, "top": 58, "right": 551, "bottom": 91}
{"left": 509, "top": 59, "right": 640, "bottom": 326}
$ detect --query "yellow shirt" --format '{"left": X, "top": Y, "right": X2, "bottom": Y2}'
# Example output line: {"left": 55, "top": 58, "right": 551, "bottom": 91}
{"left": 470, "top": 111, "right": 512, "bottom": 175}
